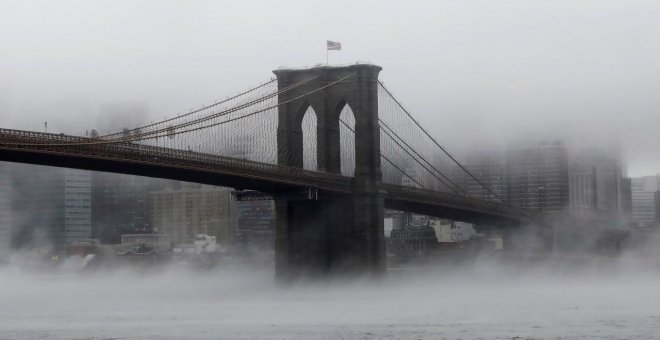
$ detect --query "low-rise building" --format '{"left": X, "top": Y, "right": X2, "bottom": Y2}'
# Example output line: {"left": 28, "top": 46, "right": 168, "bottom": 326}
{"left": 121, "top": 234, "right": 171, "bottom": 252}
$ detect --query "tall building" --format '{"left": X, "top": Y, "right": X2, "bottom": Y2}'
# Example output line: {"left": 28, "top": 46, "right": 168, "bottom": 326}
{"left": 620, "top": 177, "right": 633, "bottom": 220}
{"left": 150, "top": 184, "right": 235, "bottom": 245}
{"left": 10, "top": 164, "right": 66, "bottom": 249}
{"left": 631, "top": 176, "right": 660, "bottom": 227}
{"left": 9, "top": 164, "right": 91, "bottom": 250}
{"left": 0, "top": 162, "right": 11, "bottom": 262}
{"left": 63, "top": 169, "right": 92, "bottom": 244}
{"left": 507, "top": 141, "right": 569, "bottom": 212}
{"left": 235, "top": 200, "right": 275, "bottom": 248}
{"left": 92, "top": 172, "right": 167, "bottom": 244}
{"left": 460, "top": 149, "right": 508, "bottom": 202}
{"left": 569, "top": 150, "right": 623, "bottom": 212}
{"left": 454, "top": 141, "right": 569, "bottom": 212}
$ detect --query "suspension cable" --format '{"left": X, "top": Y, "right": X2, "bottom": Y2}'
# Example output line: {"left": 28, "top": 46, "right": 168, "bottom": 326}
{"left": 104, "top": 75, "right": 319, "bottom": 142}
{"left": 378, "top": 80, "right": 507, "bottom": 204}
{"left": 378, "top": 123, "right": 460, "bottom": 194}
{"left": 338, "top": 118, "right": 425, "bottom": 189}
{"left": 100, "top": 78, "right": 277, "bottom": 138}
{"left": 3, "top": 73, "right": 356, "bottom": 147}
{"left": 378, "top": 118, "right": 468, "bottom": 195}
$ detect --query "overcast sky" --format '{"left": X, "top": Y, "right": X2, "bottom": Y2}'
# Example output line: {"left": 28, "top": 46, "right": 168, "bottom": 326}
{"left": 2, "top": 0, "right": 659, "bottom": 176}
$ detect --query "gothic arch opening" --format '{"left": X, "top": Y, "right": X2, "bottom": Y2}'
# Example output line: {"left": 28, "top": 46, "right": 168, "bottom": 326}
{"left": 301, "top": 105, "right": 318, "bottom": 171}
{"left": 337, "top": 101, "right": 356, "bottom": 177}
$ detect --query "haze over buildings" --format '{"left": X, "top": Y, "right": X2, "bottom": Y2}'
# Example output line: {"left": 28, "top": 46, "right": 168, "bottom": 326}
{"left": 2, "top": 1, "right": 660, "bottom": 338}
{"left": 631, "top": 175, "right": 660, "bottom": 227}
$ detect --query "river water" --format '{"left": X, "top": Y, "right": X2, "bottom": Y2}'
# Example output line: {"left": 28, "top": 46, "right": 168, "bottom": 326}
{"left": 1, "top": 259, "right": 660, "bottom": 339}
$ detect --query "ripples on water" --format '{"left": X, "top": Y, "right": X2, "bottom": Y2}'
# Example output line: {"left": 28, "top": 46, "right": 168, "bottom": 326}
{"left": 1, "top": 258, "right": 660, "bottom": 340}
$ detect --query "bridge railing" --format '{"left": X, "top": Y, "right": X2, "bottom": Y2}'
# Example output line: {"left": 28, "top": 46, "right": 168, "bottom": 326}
{"left": 0, "top": 128, "right": 353, "bottom": 192}
{"left": 383, "top": 183, "right": 532, "bottom": 220}
{"left": 1, "top": 128, "right": 533, "bottom": 221}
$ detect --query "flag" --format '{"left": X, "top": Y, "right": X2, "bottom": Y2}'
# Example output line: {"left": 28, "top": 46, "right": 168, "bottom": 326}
{"left": 327, "top": 40, "right": 341, "bottom": 51}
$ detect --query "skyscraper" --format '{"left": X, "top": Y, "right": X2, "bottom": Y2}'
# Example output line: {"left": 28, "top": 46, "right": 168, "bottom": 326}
{"left": 63, "top": 169, "right": 92, "bottom": 244}
{"left": 461, "top": 149, "right": 508, "bottom": 202}
{"left": 235, "top": 199, "right": 275, "bottom": 249}
{"left": 631, "top": 176, "right": 660, "bottom": 227}
{"left": 9, "top": 164, "right": 92, "bottom": 250}
{"left": 92, "top": 172, "right": 166, "bottom": 244}
{"left": 569, "top": 150, "right": 622, "bottom": 212}
{"left": 454, "top": 142, "right": 569, "bottom": 212}
{"left": 507, "top": 141, "right": 569, "bottom": 212}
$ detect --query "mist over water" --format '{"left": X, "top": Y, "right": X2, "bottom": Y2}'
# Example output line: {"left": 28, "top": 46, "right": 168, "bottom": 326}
{"left": 2, "top": 254, "right": 660, "bottom": 340}
{"left": 3, "top": 1, "right": 660, "bottom": 339}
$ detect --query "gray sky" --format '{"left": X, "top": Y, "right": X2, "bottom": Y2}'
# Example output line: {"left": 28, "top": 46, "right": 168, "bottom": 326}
{"left": 2, "top": 0, "right": 659, "bottom": 176}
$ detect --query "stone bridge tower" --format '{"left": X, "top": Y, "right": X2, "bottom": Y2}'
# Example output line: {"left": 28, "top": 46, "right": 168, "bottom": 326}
{"left": 273, "top": 64, "right": 385, "bottom": 279}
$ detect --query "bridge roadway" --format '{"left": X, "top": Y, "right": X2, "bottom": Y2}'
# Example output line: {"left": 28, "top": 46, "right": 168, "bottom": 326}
{"left": 0, "top": 128, "right": 530, "bottom": 225}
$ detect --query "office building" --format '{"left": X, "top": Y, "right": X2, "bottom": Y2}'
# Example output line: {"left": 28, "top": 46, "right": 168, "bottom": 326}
{"left": 631, "top": 176, "right": 660, "bottom": 227}
{"left": 150, "top": 184, "right": 235, "bottom": 245}
{"left": 92, "top": 172, "right": 167, "bottom": 244}
{"left": 507, "top": 141, "right": 569, "bottom": 212}
{"left": 460, "top": 149, "right": 508, "bottom": 202}
{"left": 235, "top": 200, "right": 275, "bottom": 249}
{"left": 569, "top": 150, "right": 625, "bottom": 213}
{"left": 10, "top": 164, "right": 65, "bottom": 249}
{"left": 9, "top": 164, "right": 91, "bottom": 250}
{"left": 63, "top": 169, "right": 92, "bottom": 244}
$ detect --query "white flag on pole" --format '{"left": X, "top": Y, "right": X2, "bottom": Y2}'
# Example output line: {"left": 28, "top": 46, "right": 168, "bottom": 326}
{"left": 327, "top": 40, "right": 341, "bottom": 51}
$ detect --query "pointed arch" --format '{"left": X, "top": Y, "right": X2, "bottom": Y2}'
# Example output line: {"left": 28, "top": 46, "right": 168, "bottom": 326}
{"left": 335, "top": 99, "right": 356, "bottom": 176}
{"left": 301, "top": 105, "right": 318, "bottom": 171}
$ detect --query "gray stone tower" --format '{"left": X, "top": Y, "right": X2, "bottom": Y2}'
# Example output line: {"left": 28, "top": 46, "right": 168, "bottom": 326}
{"left": 273, "top": 64, "right": 385, "bottom": 279}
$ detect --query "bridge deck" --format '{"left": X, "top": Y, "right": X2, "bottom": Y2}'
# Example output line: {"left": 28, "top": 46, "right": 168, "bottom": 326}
{"left": 0, "top": 128, "right": 532, "bottom": 224}
{"left": 0, "top": 128, "right": 352, "bottom": 193}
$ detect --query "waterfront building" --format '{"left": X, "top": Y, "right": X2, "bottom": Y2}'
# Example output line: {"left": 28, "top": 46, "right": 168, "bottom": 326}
{"left": 116, "top": 244, "right": 170, "bottom": 267}
{"left": 430, "top": 219, "right": 453, "bottom": 242}
{"left": 194, "top": 234, "right": 219, "bottom": 254}
{"left": 388, "top": 214, "right": 438, "bottom": 259}
{"left": 429, "top": 220, "right": 474, "bottom": 242}
{"left": 451, "top": 222, "right": 475, "bottom": 242}
{"left": 121, "top": 234, "right": 171, "bottom": 252}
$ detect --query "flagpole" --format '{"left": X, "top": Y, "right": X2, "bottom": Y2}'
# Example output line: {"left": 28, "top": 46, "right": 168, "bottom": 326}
{"left": 326, "top": 48, "right": 329, "bottom": 65}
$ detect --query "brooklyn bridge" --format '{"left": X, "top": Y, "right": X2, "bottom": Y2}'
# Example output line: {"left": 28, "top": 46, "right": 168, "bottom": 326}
{"left": 0, "top": 64, "right": 534, "bottom": 279}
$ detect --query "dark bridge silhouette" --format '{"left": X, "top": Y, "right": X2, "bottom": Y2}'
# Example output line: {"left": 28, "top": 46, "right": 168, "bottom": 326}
{"left": 0, "top": 64, "right": 533, "bottom": 279}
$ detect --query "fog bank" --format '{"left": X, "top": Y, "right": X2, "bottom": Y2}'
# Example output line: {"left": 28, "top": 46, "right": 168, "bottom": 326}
{"left": 2, "top": 259, "right": 660, "bottom": 339}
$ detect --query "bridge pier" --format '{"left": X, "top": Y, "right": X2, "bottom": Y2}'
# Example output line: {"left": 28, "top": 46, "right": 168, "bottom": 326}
{"left": 274, "top": 191, "right": 385, "bottom": 281}
{"left": 274, "top": 64, "right": 385, "bottom": 280}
